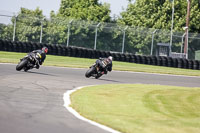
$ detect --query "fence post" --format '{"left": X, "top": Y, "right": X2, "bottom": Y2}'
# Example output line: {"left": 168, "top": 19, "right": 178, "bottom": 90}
{"left": 94, "top": 23, "right": 101, "bottom": 50}
{"left": 169, "top": 0, "right": 175, "bottom": 56}
{"left": 186, "top": 28, "right": 189, "bottom": 59}
{"left": 13, "top": 15, "right": 16, "bottom": 41}
{"left": 40, "top": 17, "right": 45, "bottom": 43}
{"left": 181, "top": 32, "right": 186, "bottom": 53}
{"left": 67, "top": 19, "right": 73, "bottom": 47}
{"left": 150, "top": 29, "right": 157, "bottom": 55}
{"left": 122, "top": 26, "right": 128, "bottom": 53}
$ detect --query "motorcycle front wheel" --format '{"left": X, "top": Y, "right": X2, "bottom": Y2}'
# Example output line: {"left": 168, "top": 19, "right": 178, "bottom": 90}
{"left": 16, "top": 59, "right": 28, "bottom": 71}
{"left": 85, "top": 66, "right": 96, "bottom": 78}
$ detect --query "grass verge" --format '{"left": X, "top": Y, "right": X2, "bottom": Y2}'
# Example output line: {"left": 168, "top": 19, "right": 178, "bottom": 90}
{"left": 0, "top": 51, "right": 200, "bottom": 76}
{"left": 70, "top": 84, "right": 200, "bottom": 133}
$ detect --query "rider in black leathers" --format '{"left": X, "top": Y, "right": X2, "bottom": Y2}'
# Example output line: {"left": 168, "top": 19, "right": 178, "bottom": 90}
{"left": 95, "top": 56, "right": 113, "bottom": 76}
{"left": 29, "top": 47, "right": 48, "bottom": 69}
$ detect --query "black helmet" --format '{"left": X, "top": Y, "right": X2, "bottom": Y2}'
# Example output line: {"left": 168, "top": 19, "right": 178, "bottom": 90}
{"left": 42, "top": 47, "right": 48, "bottom": 53}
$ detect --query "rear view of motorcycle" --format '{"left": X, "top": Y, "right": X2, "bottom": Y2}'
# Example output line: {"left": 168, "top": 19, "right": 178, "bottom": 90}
{"left": 85, "top": 63, "right": 104, "bottom": 79}
{"left": 16, "top": 53, "right": 40, "bottom": 72}
{"left": 85, "top": 57, "right": 113, "bottom": 79}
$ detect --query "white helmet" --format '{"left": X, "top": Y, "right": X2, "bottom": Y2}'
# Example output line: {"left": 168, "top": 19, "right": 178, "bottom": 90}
{"left": 108, "top": 56, "right": 113, "bottom": 61}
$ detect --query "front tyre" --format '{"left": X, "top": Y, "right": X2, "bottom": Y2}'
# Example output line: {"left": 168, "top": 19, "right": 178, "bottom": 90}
{"left": 16, "top": 59, "right": 28, "bottom": 71}
{"left": 85, "top": 66, "right": 95, "bottom": 78}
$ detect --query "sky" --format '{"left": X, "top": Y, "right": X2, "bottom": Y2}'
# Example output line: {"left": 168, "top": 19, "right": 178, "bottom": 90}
{"left": 0, "top": 0, "right": 133, "bottom": 18}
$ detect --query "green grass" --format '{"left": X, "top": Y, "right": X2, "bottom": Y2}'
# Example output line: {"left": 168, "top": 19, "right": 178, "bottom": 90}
{"left": 70, "top": 84, "right": 200, "bottom": 133}
{"left": 0, "top": 51, "right": 200, "bottom": 76}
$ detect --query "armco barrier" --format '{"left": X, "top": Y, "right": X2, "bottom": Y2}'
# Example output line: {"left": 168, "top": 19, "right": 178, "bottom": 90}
{"left": 77, "top": 48, "right": 83, "bottom": 58}
{"left": 95, "top": 50, "right": 101, "bottom": 59}
{"left": 57, "top": 45, "right": 63, "bottom": 56}
{"left": 112, "top": 52, "right": 120, "bottom": 61}
{"left": 182, "top": 59, "right": 188, "bottom": 69}
{"left": 156, "top": 56, "right": 162, "bottom": 66}
{"left": 151, "top": 56, "right": 157, "bottom": 65}
{"left": 141, "top": 56, "right": 147, "bottom": 64}
{"left": 172, "top": 58, "right": 178, "bottom": 68}
{"left": 130, "top": 54, "right": 135, "bottom": 62}
{"left": 120, "top": 54, "right": 125, "bottom": 62}
{"left": 126, "top": 54, "right": 132, "bottom": 62}
{"left": 167, "top": 57, "right": 172, "bottom": 67}
{"left": 197, "top": 61, "right": 200, "bottom": 70}
{"left": 188, "top": 60, "right": 193, "bottom": 69}
{"left": 193, "top": 60, "right": 199, "bottom": 70}
{"left": 177, "top": 58, "right": 183, "bottom": 68}
{"left": 18, "top": 41, "right": 23, "bottom": 52}
{"left": 1, "top": 40, "right": 7, "bottom": 51}
{"left": 136, "top": 55, "right": 142, "bottom": 64}
{"left": 0, "top": 39, "right": 199, "bottom": 70}
{"left": 146, "top": 56, "right": 152, "bottom": 65}
{"left": 161, "top": 56, "right": 168, "bottom": 67}
{"left": 0, "top": 40, "right": 3, "bottom": 50}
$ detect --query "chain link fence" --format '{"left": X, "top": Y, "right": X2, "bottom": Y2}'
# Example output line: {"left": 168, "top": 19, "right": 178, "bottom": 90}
{"left": 0, "top": 14, "right": 200, "bottom": 60}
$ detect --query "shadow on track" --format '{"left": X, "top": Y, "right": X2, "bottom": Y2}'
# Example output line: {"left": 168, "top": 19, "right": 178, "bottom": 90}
{"left": 92, "top": 78, "right": 122, "bottom": 83}
{"left": 24, "top": 71, "right": 56, "bottom": 76}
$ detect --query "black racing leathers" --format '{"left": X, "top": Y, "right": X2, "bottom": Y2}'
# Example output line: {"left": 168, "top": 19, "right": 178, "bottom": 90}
{"left": 96, "top": 58, "right": 112, "bottom": 74}
{"left": 30, "top": 50, "right": 46, "bottom": 68}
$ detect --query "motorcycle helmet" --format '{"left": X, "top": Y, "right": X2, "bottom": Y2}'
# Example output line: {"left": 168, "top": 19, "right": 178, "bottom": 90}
{"left": 108, "top": 56, "right": 113, "bottom": 61}
{"left": 42, "top": 47, "right": 48, "bottom": 54}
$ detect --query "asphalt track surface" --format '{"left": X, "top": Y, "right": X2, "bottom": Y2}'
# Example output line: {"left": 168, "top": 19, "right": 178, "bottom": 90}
{"left": 0, "top": 63, "right": 199, "bottom": 133}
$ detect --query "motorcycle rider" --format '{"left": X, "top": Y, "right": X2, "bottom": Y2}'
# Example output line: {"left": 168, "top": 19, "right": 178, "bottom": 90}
{"left": 29, "top": 47, "right": 48, "bottom": 69}
{"left": 95, "top": 56, "right": 113, "bottom": 76}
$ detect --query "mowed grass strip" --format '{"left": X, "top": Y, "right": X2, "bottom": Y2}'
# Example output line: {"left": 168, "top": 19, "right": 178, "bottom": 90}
{"left": 70, "top": 84, "right": 200, "bottom": 133}
{"left": 1, "top": 51, "right": 200, "bottom": 76}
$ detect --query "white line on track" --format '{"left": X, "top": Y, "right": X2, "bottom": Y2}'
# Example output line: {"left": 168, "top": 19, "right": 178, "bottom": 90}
{"left": 114, "top": 70, "right": 200, "bottom": 78}
{"left": 63, "top": 85, "right": 121, "bottom": 133}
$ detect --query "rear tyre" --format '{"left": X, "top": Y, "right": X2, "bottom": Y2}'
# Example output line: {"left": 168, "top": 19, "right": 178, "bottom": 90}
{"left": 85, "top": 67, "right": 95, "bottom": 78}
{"left": 16, "top": 59, "right": 28, "bottom": 71}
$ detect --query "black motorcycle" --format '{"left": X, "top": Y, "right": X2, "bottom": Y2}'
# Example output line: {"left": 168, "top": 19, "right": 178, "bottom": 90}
{"left": 16, "top": 53, "right": 40, "bottom": 72}
{"left": 85, "top": 63, "right": 105, "bottom": 79}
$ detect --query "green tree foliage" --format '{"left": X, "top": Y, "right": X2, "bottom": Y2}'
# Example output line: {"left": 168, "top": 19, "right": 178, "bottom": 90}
{"left": 119, "top": 0, "right": 200, "bottom": 33}
{"left": 14, "top": 7, "right": 45, "bottom": 42}
{"left": 57, "top": 0, "right": 114, "bottom": 48}
{"left": 118, "top": 0, "right": 200, "bottom": 56}
{"left": 1, "top": 0, "right": 199, "bottom": 58}
{"left": 59, "top": 0, "right": 111, "bottom": 22}
{"left": 42, "top": 15, "right": 69, "bottom": 45}
{"left": 0, "top": 23, "right": 13, "bottom": 40}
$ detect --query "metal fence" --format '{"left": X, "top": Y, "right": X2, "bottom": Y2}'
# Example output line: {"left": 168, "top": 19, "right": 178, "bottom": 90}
{"left": 0, "top": 14, "right": 200, "bottom": 60}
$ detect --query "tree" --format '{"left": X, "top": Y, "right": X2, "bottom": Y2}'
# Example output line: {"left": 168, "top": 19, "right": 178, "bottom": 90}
{"left": 14, "top": 7, "right": 45, "bottom": 42}
{"left": 0, "top": 23, "right": 13, "bottom": 40}
{"left": 57, "top": 0, "right": 113, "bottom": 49}
{"left": 58, "top": 0, "right": 111, "bottom": 22}
{"left": 117, "top": 0, "right": 200, "bottom": 56}
{"left": 119, "top": 0, "right": 200, "bottom": 33}
{"left": 42, "top": 13, "right": 69, "bottom": 45}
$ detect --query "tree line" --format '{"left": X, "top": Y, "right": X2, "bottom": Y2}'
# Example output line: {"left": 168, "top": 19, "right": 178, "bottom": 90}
{"left": 0, "top": 0, "right": 200, "bottom": 59}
